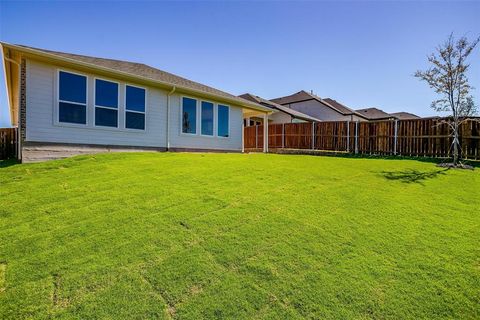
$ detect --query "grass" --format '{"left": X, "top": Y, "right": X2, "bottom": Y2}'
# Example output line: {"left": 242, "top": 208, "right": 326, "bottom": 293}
{"left": 0, "top": 152, "right": 479, "bottom": 319}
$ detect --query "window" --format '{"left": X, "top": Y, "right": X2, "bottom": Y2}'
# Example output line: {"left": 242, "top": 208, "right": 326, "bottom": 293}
{"left": 182, "top": 97, "right": 197, "bottom": 134}
{"left": 201, "top": 101, "right": 214, "bottom": 136}
{"left": 95, "top": 79, "right": 118, "bottom": 127}
{"left": 217, "top": 104, "right": 229, "bottom": 137}
{"left": 58, "top": 71, "right": 87, "bottom": 124}
{"left": 125, "top": 85, "right": 146, "bottom": 130}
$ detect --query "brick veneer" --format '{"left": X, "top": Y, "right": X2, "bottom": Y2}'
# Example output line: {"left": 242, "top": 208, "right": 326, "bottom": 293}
{"left": 19, "top": 58, "right": 26, "bottom": 142}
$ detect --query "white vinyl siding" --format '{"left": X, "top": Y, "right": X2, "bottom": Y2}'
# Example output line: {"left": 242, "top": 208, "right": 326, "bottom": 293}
{"left": 169, "top": 95, "right": 242, "bottom": 151}
{"left": 25, "top": 60, "right": 243, "bottom": 151}
{"left": 26, "top": 60, "right": 166, "bottom": 147}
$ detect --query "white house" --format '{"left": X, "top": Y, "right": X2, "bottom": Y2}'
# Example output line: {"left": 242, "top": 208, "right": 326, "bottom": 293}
{"left": 1, "top": 43, "right": 272, "bottom": 162}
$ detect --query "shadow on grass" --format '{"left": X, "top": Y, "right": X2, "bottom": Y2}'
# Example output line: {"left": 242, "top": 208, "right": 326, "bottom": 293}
{"left": 0, "top": 159, "right": 19, "bottom": 168}
{"left": 275, "top": 150, "right": 480, "bottom": 168}
{"left": 380, "top": 168, "right": 449, "bottom": 184}
{"left": 336, "top": 153, "right": 480, "bottom": 167}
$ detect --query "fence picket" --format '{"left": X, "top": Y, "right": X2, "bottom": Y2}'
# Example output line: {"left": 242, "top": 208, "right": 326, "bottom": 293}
{"left": 243, "top": 119, "right": 480, "bottom": 160}
{"left": 0, "top": 128, "right": 17, "bottom": 160}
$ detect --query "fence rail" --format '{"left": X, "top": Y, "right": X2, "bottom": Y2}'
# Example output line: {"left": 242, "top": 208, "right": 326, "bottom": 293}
{"left": 244, "top": 119, "right": 480, "bottom": 160}
{"left": 0, "top": 128, "right": 18, "bottom": 160}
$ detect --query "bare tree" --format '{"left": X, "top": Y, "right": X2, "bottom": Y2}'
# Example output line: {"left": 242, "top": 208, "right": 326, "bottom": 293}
{"left": 415, "top": 34, "right": 479, "bottom": 166}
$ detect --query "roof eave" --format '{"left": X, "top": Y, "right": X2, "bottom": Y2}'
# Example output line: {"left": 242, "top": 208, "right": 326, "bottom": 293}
{"left": 1, "top": 42, "right": 271, "bottom": 113}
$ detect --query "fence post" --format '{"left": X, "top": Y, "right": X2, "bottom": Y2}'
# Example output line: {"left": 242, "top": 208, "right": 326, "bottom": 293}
{"left": 312, "top": 122, "right": 315, "bottom": 150}
{"left": 282, "top": 123, "right": 285, "bottom": 149}
{"left": 255, "top": 125, "right": 258, "bottom": 149}
{"left": 355, "top": 121, "right": 359, "bottom": 154}
{"left": 263, "top": 114, "right": 269, "bottom": 153}
{"left": 394, "top": 119, "right": 398, "bottom": 155}
{"left": 346, "top": 121, "right": 350, "bottom": 153}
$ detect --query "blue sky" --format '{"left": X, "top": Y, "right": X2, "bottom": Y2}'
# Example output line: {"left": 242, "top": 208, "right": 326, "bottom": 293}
{"left": 0, "top": 1, "right": 479, "bottom": 126}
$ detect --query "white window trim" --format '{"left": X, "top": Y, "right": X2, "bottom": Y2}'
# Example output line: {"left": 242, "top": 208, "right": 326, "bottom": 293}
{"left": 93, "top": 77, "right": 120, "bottom": 128}
{"left": 217, "top": 104, "right": 230, "bottom": 138}
{"left": 200, "top": 99, "right": 216, "bottom": 137}
{"left": 55, "top": 69, "right": 88, "bottom": 127}
{"left": 180, "top": 95, "right": 199, "bottom": 136}
{"left": 124, "top": 83, "right": 147, "bottom": 131}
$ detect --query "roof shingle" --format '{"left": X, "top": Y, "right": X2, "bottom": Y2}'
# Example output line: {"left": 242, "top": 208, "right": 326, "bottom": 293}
{"left": 3, "top": 43, "right": 268, "bottom": 111}
{"left": 355, "top": 107, "right": 395, "bottom": 120}
{"left": 390, "top": 112, "right": 420, "bottom": 120}
{"left": 271, "top": 90, "right": 360, "bottom": 116}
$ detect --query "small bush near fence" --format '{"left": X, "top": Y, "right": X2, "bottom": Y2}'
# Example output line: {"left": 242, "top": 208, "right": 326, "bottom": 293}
{"left": 0, "top": 128, "right": 17, "bottom": 160}
{"left": 244, "top": 118, "right": 480, "bottom": 160}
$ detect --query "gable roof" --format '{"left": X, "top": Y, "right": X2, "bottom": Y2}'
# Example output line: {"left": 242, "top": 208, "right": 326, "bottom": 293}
{"left": 1, "top": 42, "right": 270, "bottom": 113}
{"left": 239, "top": 93, "right": 320, "bottom": 122}
{"left": 355, "top": 107, "right": 395, "bottom": 120}
{"left": 271, "top": 90, "right": 362, "bottom": 117}
{"left": 390, "top": 112, "right": 420, "bottom": 120}
{"left": 322, "top": 98, "right": 359, "bottom": 116}
{"left": 270, "top": 90, "right": 314, "bottom": 105}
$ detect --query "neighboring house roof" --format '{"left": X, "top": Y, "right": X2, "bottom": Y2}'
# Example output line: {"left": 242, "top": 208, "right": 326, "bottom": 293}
{"left": 270, "top": 90, "right": 315, "bottom": 105}
{"left": 322, "top": 98, "right": 359, "bottom": 116}
{"left": 355, "top": 107, "right": 396, "bottom": 120}
{"left": 390, "top": 112, "right": 420, "bottom": 120}
{"left": 271, "top": 90, "right": 363, "bottom": 117}
{"left": 239, "top": 93, "right": 321, "bottom": 122}
{"left": 1, "top": 42, "right": 271, "bottom": 113}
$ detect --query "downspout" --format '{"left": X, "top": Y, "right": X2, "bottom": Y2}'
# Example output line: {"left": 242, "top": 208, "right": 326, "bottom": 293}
{"left": 4, "top": 57, "right": 19, "bottom": 66}
{"left": 166, "top": 86, "right": 176, "bottom": 151}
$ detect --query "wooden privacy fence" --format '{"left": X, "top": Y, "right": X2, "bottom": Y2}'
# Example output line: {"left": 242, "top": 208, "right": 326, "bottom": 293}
{"left": 244, "top": 118, "right": 480, "bottom": 159}
{"left": 0, "top": 128, "right": 17, "bottom": 160}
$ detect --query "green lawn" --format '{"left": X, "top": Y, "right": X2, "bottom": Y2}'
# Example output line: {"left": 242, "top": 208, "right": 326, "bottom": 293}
{"left": 0, "top": 153, "right": 479, "bottom": 319}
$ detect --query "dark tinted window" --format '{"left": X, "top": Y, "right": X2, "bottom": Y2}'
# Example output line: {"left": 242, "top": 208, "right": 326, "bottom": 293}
{"left": 182, "top": 97, "right": 197, "bottom": 134}
{"left": 126, "top": 86, "right": 145, "bottom": 112}
{"left": 201, "top": 101, "right": 214, "bottom": 136}
{"left": 95, "top": 108, "right": 118, "bottom": 127}
{"left": 95, "top": 79, "right": 118, "bottom": 108}
{"left": 126, "top": 112, "right": 145, "bottom": 130}
{"left": 59, "top": 102, "right": 86, "bottom": 124}
{"left": 59, "top": 71, "right": 86, "bottom": 104}
{"left": 218, "top": 105, "right": 229, "bottom": 137}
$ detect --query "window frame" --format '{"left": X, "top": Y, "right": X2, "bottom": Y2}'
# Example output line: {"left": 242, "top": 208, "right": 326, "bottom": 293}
{"left": 124, "top": 83, "right": 147, "bottom": 131}
{"left": 200, "top": 99, "right": 216, "bottom": 138}
{"left": 56, "top": 69, "right": 88, "bottom": 127}
{"left": 93, "top": 77, "right": 120, "bottom": 128}
{"left": 216, "top": 104, "right": 230, "bottom": 138}
{"left": 180, "top": 96, "right": 199, "bottom": 136}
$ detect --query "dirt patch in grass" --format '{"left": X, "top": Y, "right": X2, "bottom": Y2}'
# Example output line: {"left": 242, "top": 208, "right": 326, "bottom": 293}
{"left": 51, "top": 274, "right": 69, "bottom": 308}
{"left": 0, "top": 262, "right": 6, "bottom": 293}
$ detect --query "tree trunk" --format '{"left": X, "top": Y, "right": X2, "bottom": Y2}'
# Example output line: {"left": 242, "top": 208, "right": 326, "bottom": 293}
{"left": 453, "top": 120, "right": 459, "bottom": 165}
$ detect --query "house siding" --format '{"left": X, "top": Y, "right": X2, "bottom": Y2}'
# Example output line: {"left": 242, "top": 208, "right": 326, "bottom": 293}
{"left": 287, "top": 100, "right": 366, "bottom": 122}
{"left": 269, "top": 111, "right": 293, "bottom": 124}
{"left": 24, "top": 59, "right": 243, "bottom": 156}
{"left": 168, "top": 94, "right": 242, "bottom": 151}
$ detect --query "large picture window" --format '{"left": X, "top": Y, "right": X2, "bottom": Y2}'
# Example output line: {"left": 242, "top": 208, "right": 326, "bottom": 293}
{"left": 182, "top": 97, "right": 197, "bottom": 134}
{"left": 201, "top": 101, "right": 214, "bottom": 136}
{"left": 125, "top": 85, "right": 146, "bottom": 130}
{"left": 95, "top": 79, "right": 118, "bottom": 127}
{"left": 58, "top": 71, "right": 87, "bottom": 124}
{"left": 217, "top": 104, "right": 229, "bottom": 137}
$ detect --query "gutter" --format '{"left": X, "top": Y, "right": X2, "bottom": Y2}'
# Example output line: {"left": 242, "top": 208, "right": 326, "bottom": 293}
{"left": 1, "top": 42, "right": 271, "bottom": 113}
{"left": 166, "top": 86, "right": 176, "bottom": 150}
